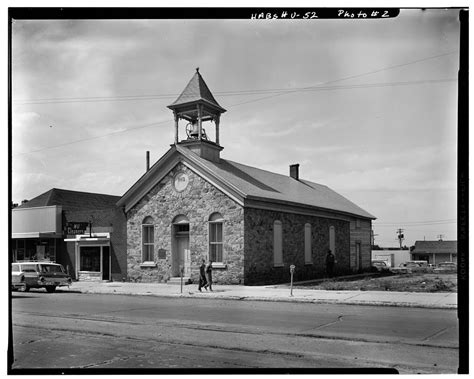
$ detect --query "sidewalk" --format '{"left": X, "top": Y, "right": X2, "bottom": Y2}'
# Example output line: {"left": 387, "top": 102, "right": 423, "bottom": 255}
{"left": 63, "top": 281, "right": 457, "bottom": 309}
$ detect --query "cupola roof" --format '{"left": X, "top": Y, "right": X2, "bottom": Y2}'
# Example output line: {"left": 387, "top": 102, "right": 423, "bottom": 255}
{"left": 167, "top": 68, "right": 226, "bottom": 114}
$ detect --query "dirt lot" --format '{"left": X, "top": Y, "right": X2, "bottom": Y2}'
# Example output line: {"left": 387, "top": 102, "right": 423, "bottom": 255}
{"left": 295, "top": 273, "right": 457, "bottom": 292}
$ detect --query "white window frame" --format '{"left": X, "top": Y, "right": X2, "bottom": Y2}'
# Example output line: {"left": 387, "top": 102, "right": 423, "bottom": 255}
{"left": 273, "top": 220, "right": 283, "bottom": 267}
{"left": 208, "top": 213, "right": 224, "bottom": 264}
{"left": 142, "top": 217, "right": 155, "bottom": 264}
{"left": 304, "top": 223, "right": 312, "bottom": 264}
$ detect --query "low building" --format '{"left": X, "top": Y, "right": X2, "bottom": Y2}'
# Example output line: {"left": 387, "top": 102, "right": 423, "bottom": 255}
{"left": 411, "top": 240, "right": 457, "bottom": 265}
{"left": 117, "top": 69, "right": 376, "bottom": 285}
{"left": 11, "top": 188, "right": 126, "bottom": 281}
{"left": 371, "top": 248, "right": 411, "bottom": 268}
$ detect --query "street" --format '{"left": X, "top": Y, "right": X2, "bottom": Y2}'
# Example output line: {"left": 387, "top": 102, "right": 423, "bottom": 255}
{"left": 10, "top": 290, "right": 458, "bottom": 373}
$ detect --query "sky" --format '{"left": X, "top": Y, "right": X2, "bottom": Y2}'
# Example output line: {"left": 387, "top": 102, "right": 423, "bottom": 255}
{"left": 10, "top": 8, "right": 461, "bottom": 248}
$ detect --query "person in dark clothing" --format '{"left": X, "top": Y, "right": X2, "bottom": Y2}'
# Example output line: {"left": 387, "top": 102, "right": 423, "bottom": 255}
{"left": 326, "top": 250, "right": 335, "bottom": 277}
{"left": 204, "top": 260, "right": 213, "bottom": 291}
{"left": 198, "top": 259, "right": 207, "bottom": 292}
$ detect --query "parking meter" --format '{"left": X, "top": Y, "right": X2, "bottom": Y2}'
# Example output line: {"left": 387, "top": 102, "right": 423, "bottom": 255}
{"left": 290, "top": 265, "right": 295, "bottom": 296}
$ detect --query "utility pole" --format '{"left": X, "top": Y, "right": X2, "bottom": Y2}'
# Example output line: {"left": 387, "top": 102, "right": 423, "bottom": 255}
{"left": 396, "top": 228, "right": 404, "bottom": 249}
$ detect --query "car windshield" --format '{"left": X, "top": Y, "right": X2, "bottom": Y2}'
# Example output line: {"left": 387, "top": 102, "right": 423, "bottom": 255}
{"left": 39, "top": 264, "right": 65, "bottom": 274}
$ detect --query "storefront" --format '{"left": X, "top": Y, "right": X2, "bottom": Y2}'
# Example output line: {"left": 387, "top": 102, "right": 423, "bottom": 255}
{"left": 12, "top": 188, "right": 127, "bottom": 282}
{"left": 64, "top": 233, "right": 111, "bottom": 281}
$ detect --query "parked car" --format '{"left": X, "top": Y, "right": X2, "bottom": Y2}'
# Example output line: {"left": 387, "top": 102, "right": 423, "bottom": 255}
{"left": 11, "top": 269, "right": 26, "bottom": 291}
{"left": 434, "top": 262, "right": 457, "bottom": 273}
{"left": 371, "top": 260, "right": 389, "bottom": 271}
{"left": 11, "top": 261, "right": 72, "bottom": 293}
{"left": 391, "top": 261, "right": 433, "bottom": 274}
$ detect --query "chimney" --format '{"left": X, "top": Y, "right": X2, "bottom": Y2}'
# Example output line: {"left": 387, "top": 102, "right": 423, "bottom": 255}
{"left": 289, "top": 164, "right": 299, "bottom": 180}
{"left": 146, "top": 151, "right": 150, "bottom": 172}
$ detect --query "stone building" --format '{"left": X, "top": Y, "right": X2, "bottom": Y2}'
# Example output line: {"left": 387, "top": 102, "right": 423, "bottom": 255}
{"left": 117, "top": 69, "right": 376, "bottom": 285}
{"left": 12, "top": 188, "right": 127, "bottom": 281}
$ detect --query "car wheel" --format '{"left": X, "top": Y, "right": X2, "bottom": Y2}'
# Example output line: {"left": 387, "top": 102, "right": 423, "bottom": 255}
{"left": 19, "top": 285, "right": 30, "bottom": 292}
{"left": 45, "top": 286, "right": 56, "bottom": 293}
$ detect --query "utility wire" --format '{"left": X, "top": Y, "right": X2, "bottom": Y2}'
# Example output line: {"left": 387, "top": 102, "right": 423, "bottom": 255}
{"left": 14, "top": 120, "right": 170, "bottom": 155}
{"left": 13, "top": 78, "right": 456, "bottom": 105}
{"left": 229, "top": 50, "right": 458, "bottom": 107}
{"left": 13, "top": 50, "right": 458, "bottom": 155}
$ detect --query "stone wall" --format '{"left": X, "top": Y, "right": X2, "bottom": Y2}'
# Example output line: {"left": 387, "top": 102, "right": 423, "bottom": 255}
{"left": 126, "top": 163, "right": 245, "bottom": 284}
{"left": 243, "top": 208, "right": 350, "bottom": 285}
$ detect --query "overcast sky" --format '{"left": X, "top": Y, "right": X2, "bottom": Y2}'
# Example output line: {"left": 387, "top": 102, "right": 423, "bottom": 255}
{"left": 11, "top": 8, "right": 460, "bottom": 247}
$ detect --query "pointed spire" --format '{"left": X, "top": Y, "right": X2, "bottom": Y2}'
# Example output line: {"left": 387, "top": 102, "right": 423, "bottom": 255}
{"left": 168, "top": 69, "right": 226, "bottom": 113}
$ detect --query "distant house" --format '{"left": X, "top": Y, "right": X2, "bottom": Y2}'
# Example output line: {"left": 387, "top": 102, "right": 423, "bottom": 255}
{"left": 11, "top": 188, "right": 127, "bottom": 281}
{"left": 117, "top": 69, "right": 376, "bottom": 285}
{"left": 411, "top": 240, "right": 457, "bottom": 265}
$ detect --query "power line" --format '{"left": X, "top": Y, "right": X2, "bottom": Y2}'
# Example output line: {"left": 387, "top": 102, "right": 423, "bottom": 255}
{"left": 14, "top": 120, "right": 169, "bottom": 155}
{"left": 13, "top": 78, "right": 456, "bottom": 105}
{"left": 13, "top": 50, "right": 458, "bottom": 155}
{"left": 229, "top": 50, "right": 458, "bottom": 107}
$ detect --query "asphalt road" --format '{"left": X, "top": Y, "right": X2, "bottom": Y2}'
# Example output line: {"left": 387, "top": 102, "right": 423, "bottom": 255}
{"left": 10, "top": 290, "right": 459, "bottom": 373}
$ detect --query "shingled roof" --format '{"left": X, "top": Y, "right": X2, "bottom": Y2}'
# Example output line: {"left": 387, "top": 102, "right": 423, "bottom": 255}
{"left": 118, "top": 144, "right": 376, "bottom": 220}
{"left": 413, "top": 240, "right": 457, "bottom": 253}
{"left": 18, "top": 188, "right": 121, "bottom": 211}
{"left": 167, "top": 68, "right": 226, "bottom": 113}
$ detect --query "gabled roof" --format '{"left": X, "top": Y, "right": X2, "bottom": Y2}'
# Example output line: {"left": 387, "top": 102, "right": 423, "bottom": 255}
{"left": 118, "top": 145, "right": 376, "bottom": 220}
{"left": 18, "top": 188, "right": 121, "bottom": 211}
{"left": 167, "top": 69, "right": 226, "bottom": 113}
{"left": 414, "top": 240, "right": 457, "bottom": 253}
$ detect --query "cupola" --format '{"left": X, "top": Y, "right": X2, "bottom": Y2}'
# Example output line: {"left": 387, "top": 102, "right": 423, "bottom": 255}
{"left": 168, "top": 68, "right": 226, "bottom": 162}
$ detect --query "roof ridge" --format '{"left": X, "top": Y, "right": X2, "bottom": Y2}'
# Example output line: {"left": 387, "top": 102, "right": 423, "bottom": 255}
{"left": 48, "top": 187, "right": 121, "bottom": 198}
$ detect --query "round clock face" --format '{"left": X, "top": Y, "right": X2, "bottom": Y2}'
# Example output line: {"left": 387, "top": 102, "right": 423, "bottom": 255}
{"left": 173, "top": 173, "right": 189, "bottom": 192}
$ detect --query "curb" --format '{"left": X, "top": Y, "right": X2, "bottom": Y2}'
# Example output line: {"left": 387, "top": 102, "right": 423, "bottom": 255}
{"left": 72, "top": 288, "right": 457, "bottom": 310}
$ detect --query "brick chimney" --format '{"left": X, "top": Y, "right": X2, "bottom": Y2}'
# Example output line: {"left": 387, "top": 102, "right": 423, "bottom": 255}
{"left": 289, "top": 164, "right": 299, "bottom": 180}
{"left": 146, "top": 151, "right": 150, "bottom": 172}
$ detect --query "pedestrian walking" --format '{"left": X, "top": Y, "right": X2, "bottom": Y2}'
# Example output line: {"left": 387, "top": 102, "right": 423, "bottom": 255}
{"left": 198, "top": 259, "right": 207, "bottom": 292}
{"left": 204, "top": 260, "right": 213, "bottom": 291}
{"left": 326, "top": 249, "right": 335, "bottom": 277}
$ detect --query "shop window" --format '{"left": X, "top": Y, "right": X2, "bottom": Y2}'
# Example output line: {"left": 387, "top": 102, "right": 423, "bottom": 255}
{"left": 142, "top": 216, "right": 154, "bottom": 262}
{"left": 273, "top": 220, "right": 283, "bottom": 267}
{"left": 80, "top": 246, "right": 101, "bottom": 271}
{"left": 305, "top": 223, "right": 312, "bottom": 264}
{"left": 209, "top": 213, "right": 224, "bottom": 262}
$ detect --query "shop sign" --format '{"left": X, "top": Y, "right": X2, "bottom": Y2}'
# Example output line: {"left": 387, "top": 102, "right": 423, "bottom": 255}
{"left": 66, "top": 222, "right": 89, "bottom": 235}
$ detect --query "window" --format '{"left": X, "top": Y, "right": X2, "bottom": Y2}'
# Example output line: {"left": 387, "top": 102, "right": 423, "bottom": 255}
{"left": 355, "top": 219, "right": 361, "bottom": 229}
{"left": 304, "top": 223, "right": 312, "bottom": 264}
{"left": 209, "top": 213, "right": 224, "bottom": 262}
{"left": 273, "top": 220, "right": 283, "bottom": 267}
{"left": 356, "top": 242, "right": 362, "bottom": 270}
{"left": 80, "top": 247, "right": 101, "bottom": 271}
{"left": 329, "top": 225, "right": 335, "bottom": 257}
{"left": 142, "top": 216, "right": 154, "bottom": 262}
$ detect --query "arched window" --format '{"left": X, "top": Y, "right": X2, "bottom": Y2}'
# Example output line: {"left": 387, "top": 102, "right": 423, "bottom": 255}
{"left": 329, "top": 225, "right": 336, "bottom": 257}
{"left": 273, "top": 220, "right": 283, "bottom": 267}
{"left": 142, "top": 216, "right": 154, "bottom": 262}
{"left": 209, "top": 213, "right": 224, "bottom": 262}
{"left": 304, "top": 223, "right": 312, "bottom": 264}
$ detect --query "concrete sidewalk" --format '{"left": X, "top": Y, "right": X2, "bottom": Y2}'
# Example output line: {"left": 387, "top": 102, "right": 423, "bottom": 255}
{"left": 62, "top": 281, "right": 457, "bottom": 309}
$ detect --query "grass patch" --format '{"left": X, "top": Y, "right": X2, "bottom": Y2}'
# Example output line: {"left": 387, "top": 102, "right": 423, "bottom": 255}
{"left": 296, "top": 273, "right": 457, "bottom": 293}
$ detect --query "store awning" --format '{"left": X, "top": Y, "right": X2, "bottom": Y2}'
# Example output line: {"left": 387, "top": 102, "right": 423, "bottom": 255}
{"left": 64, "top": 233, "right": 110, "bottom": 243}
{"left": 12, "top": 232, "right": 63, "bottom": 239}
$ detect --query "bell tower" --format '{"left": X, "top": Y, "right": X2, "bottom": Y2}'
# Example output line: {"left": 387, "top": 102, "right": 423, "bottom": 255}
{"left": 167, "top": 68, "right": 226, "bottom": 162}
